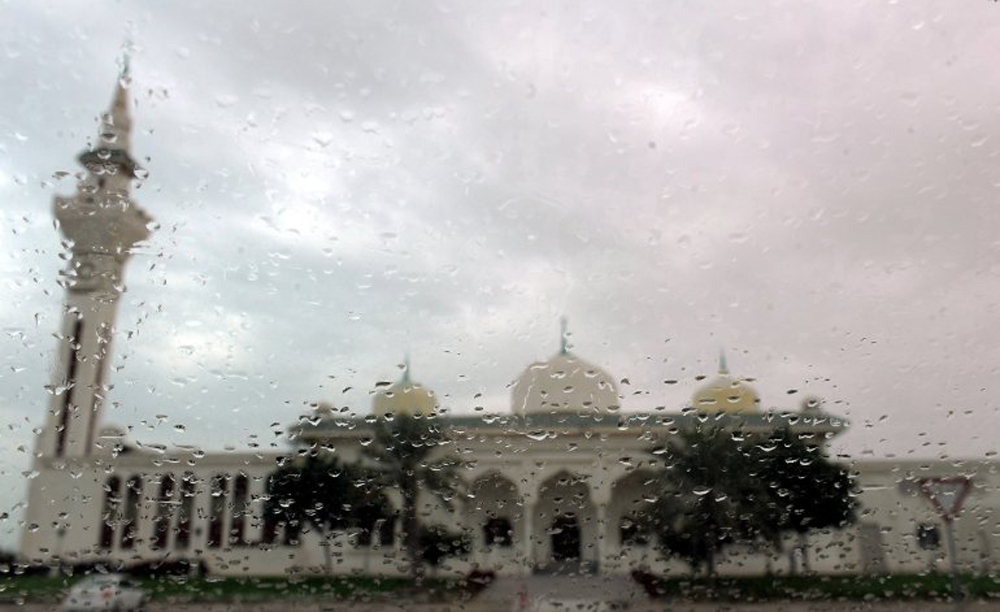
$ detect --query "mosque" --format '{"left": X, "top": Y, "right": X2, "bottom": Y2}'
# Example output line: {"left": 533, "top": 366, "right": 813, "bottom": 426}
{"left": 18, "top": 78, "right": 1000, "bottom": 579}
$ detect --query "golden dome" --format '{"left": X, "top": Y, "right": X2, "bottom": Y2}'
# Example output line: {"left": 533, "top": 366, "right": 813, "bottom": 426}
{"left": 372, "top": 361, "right": 438, "bottom": 418}
{"left": 692, "top": 352, "right": 759, "bottom": 413}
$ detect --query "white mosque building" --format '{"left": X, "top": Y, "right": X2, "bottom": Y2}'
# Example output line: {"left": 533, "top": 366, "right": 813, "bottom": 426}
{"left": 18, "top": 77, "right": 1000, "bottom": 579}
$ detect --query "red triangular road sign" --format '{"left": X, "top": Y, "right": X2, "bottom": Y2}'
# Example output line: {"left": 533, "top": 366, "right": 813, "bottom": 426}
{"left": 918, "top": 477, "right": 971, "bottom": 519}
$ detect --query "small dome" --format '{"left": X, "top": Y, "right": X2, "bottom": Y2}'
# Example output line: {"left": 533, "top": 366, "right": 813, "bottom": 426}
{"left": 511, "top": 351, "right": 620, "bottom": 416}
{"left": 372, "top": 363, "right": 438, "bottom": 418}
{"left": 692, "top": 352, "right": 759, "bottom": 413}
{"left": 312, "top": 401, "right": 335, "bottom": 417}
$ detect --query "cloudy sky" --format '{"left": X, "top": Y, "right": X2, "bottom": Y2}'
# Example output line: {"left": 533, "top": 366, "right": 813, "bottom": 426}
{"left": 1, "top": 1, "right": 999, "bottom": 544}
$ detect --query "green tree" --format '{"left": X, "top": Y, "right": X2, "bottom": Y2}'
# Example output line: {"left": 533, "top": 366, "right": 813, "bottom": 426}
{"left": 265, "top": 453, "right": 387, "bottom": 575}
{"left": 419, "top": 524, "right": 472, "bottom": 570}
{"left": 364, "top": 414, "right": 464, "bottom": 581}
{"left": 648, "top": 426, "right": 776, "bottom": 576}
{"left": 648, "top": 424, "right": 856, "bottom": 577}
{"left": 753, "top": 427, "right": 857, "bottom": 572}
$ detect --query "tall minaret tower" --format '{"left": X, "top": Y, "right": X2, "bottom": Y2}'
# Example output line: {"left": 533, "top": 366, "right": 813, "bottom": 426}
{"left": 35, "top": 70, "right": 152, "bottom": 463}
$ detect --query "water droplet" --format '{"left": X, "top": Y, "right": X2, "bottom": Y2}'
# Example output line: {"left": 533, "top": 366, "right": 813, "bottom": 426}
{"left": 215, "top": 94, "right": 239, "bottom": 108}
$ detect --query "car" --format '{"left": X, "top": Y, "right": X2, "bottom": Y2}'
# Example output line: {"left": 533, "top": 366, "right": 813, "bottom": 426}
{"left": 61, "top": 574, "right": 148, "bottom": 611}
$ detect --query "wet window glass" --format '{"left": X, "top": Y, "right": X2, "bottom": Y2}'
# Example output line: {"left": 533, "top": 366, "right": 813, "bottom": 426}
{"left": 1, "top": 2, "right": 998, "bottom": 610}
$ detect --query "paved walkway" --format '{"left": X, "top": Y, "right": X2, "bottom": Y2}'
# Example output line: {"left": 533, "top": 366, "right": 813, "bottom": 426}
{"left": 479, "top": 573, "right": 648, "bottom": 609}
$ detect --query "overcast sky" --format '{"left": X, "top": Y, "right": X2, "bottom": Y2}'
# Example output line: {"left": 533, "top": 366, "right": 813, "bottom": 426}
{"left": 1, "top": 1, "right": 999, "bottom": 545}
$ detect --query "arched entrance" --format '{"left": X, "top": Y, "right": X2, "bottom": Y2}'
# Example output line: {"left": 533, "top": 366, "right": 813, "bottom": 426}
{"left": 467, "top": 472, "right": 522, "bottom": 570}
{"left": 534, "top": 471, "right": 596, "bottom": 573}
{"left": 551, "top": 514, "right": 581, "bottom": 561}
{"left": 607, "top": 470, "right": 659, "bottom": 573}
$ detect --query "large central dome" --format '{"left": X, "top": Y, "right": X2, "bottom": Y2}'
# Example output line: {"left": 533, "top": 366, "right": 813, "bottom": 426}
{"left": 511, "top": 350, "right": 620, "bottom": 416}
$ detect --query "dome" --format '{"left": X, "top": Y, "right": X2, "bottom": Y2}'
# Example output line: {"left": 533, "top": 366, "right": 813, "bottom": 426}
{"left": 311, "top": 401, "right": 335, "bottom": 416}
{"left": 692, "top": 352, "right": 760, "bottom": 413}
{"left": 511, "top": 351, "right": 620, "bottom": 416}
{"left": 372, "top": 363, "right": 438, "bottom": 418}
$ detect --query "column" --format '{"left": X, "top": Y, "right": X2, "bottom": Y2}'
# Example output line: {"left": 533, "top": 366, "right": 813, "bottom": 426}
{"left": 520, "top": 485, "right": 537, "bottom": 576}
{"left": 591, "top": 471, "right": 615, "bottom": 573}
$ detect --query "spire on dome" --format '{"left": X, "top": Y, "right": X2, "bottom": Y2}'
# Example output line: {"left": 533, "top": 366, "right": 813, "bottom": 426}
{"left": 402, "top": 353, "right": 411, "bottom": 383}
{"left": 118, "top": 39, "right": 132, "bottom": 82}
{"left": 78, "top": 51, "right": 139, "bottom": 177}
{"left": 718, "top": 348, "right": 729, "bottom": 375}
{"left": 102, "top": 79, "right": 133, "bottom": 153}
{"left": 559, "top": 316, "right": 568, "bottom": 355}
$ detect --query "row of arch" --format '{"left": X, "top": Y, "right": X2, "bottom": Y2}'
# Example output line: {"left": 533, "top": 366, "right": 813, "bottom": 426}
{"left": 98, "top": 472, "right": 252, "bottom": 552}
{"left": 465, "top": 469, "right": 657, "bottom": 566}
{"left": 98, "top": 471, "right": 398, "bottom": 553}
{"left": 97, "top": 468, "right": 657, "bottom": 564}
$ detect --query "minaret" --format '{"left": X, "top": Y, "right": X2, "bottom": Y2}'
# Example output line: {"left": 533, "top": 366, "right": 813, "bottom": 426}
{"left": 35, "top": 72, "right": 152, "bottom": 462}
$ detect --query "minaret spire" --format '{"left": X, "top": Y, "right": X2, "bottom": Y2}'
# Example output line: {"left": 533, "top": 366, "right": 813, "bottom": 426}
{"left": 718, "top": 348, "right": 729, "bottom": 375}
{"left": 80, "top": 48, "right": 137, "bottom": 178}
{"left": 35, "top": 68, "right": 153, "bottom": 462}
{"left": 559, "top": 316, "right": 568, "bottom": 354}
{"left": 402, "top": 353, "right": 411, "bottom": 383}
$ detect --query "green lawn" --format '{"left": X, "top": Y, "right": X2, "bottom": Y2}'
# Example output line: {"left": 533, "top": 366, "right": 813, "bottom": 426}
{"left": 639, "top": 573, "right": 1000, "bottom": 601}
{"left": 0, "top": 574, "right": 465, "bottom": 604}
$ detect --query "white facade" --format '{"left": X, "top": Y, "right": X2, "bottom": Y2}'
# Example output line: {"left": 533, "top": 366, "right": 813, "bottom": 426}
{"left": 18, "top": 79, "right": 998, "bottom": 579}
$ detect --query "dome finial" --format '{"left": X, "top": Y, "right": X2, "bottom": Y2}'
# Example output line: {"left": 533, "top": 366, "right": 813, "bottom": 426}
{"left": 118, "top": 38, "right": 132, "bottom": 82}
{"left": 402, "top": 352, "right": 411, "bottom": 383}
{"left": 96, "top": 44, "right": 135, "bottom": 156}
{"left": 718, "top": 348, "right": 729, "bottom": 375}
{"left": 559, "top": 316, "right": 568, "bottom": 354}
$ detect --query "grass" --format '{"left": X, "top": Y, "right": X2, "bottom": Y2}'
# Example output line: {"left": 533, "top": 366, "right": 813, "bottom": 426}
{"left": 638, "top": 573, "right": 1000, "bottom": 601}
{"left": 0, "top": 574, "right": 466, "bottom": 604}
{"left": 10, "top": 571, "right": 1000, "bottom": 604}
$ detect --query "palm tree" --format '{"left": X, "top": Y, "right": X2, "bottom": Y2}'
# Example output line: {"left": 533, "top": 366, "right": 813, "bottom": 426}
{"left": 364, "top": 414, "right": 464, "bottom": 581}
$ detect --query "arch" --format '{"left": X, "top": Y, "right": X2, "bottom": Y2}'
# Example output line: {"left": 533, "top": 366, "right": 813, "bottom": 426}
{"left": 608, "top": 470, "right": 658, "bottom": 540}
{"left": 468, "top": 472, "right": 521, "bottom": 554}
{"left": 534, "top": 470, "right": 597, "bottom": 571}
{"left": 119, "top": 475, "right": 143, "bottom": 550}
{"left": 607, "top": 470, "right": 659, "bottom": 571}
{"left": 206, "top": 474, "right": 228, "bottom": 549}
{"left": 98, "top": 475, "right": 122, "bottom": 550}
{"left": 261, "top": 470, "right": 301, "bottom": 548}
{"left": 484, "top": 517, "right": 514, "bottom": 548}
{"left": 151, "top": 474, "right": 176, "bottom": 550}
{"left": 376, "top": 516, "right": 396, "bottom": 547}
{"left": 229, "top": 473, "right": 249, "bottom": 547}
{"left": 174, "top": 472, "right": 196, "bottom": 550}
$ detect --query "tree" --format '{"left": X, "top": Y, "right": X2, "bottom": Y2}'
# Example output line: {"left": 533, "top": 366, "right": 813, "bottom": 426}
{"left": 265, "top": 453, "right": 387, "bottom": 575}
{"left": 419, "top": 524, "right": 472, "bottom": 570}
{"left": 648, "top": 426, "right": 776, "bottom": 576}
{"left": 753, "top": 427, "right": 857, "bottom": 572}
{"left": 647, "top": 424, "right": 856, "bottom": 577}
{"left": 364, "top": 414, "right": 464, "bottom": 581}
